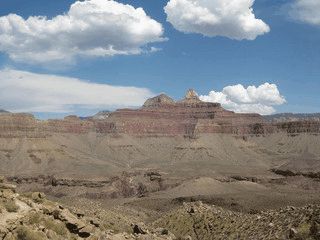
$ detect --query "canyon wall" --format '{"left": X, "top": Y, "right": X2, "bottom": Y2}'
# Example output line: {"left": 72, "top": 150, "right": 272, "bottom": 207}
{"left": 0, "top": 90, "right": 320, "bottom": 138}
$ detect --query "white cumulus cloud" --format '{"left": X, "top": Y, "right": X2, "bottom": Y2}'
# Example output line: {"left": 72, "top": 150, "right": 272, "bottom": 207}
{"left": 200, "top": 83, "right": 286, "bottom": 115}
{"left": 288, "top": 0, "right": 320, "bottom": 25}
{"left": 164, "top": 0, "right": 270, "bottom": 40}
{"left": 0, "top": 69, "right": 154, "bottom": 113}
{"left": 0, "top": 0, "right": 165, "bottom": 64}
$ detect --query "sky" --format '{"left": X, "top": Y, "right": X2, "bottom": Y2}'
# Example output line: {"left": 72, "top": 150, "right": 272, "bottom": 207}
{"left": 0, "top": 0, "right": 319, "bottom": 118}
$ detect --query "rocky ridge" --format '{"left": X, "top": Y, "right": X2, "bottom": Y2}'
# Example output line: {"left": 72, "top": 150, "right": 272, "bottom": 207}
{"left": 154, "top": 201, "right": 320, "bottom": 240}
{"left": 0, "top": 176, "right": 176, "bottom": 240}
{"left": 265, "top": 113, "right": 320, "bottom": 123}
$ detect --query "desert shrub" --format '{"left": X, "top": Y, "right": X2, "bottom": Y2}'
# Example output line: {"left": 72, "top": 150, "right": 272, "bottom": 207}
{"left": 3, "top": 199, "right": 19, "bottom": 212}
{"left": 43, "top": 218, "right": 67, "bottom": 236}
{"left": 27, "top": 212, "right": 42, "bottom": 225}
{"left": 16, "top": 226, "right": 46, "bottom": 240}
{"left": 28, "top": 212, "right": 67, "bottom": 236}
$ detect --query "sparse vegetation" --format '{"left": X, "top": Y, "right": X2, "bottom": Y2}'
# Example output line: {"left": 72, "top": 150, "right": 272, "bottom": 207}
{"left": 27, "top": 212, "right": 42, "bottom": 225}
{"left": 3, "top": 199, "right": 19, "bottom": 212}
{"left": 43, "top": 218, "right": 67, "bottom": 236}
{"left": 16, "top": 226, "right": 46, "bottom": 240}
{"left": 27, "top": 212, "right": 68, "bottom": 236}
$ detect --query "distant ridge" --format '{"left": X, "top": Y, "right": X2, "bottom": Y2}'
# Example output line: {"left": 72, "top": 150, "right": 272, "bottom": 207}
{"left": 265, "top": 113, "right": 320, "bottom": 122}
{"left": 0, "top": 109, "right": 9, "bottom": 113}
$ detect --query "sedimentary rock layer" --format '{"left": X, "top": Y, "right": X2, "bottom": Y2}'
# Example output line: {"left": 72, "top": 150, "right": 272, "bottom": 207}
{"left": 0, "top": 90, "right": 318, "bottom": 137}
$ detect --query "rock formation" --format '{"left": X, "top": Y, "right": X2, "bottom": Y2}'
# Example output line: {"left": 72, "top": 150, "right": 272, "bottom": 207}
{"left": 0, "top": 90, "right": 319, "bottom": 137}
{"left": 155, "top": 201, "right": 320, "bottom": 240}
{"left": 143, "top": 94, "right": 175, "bottom": 108}
{"left": 99, "top": 89, "right": 267, "bottom": 136}
{"left": 0, "top": 89, "right": 319, "bottom": 178}
{"left": 0, "top": 176, "right": 176, "bottom": 239}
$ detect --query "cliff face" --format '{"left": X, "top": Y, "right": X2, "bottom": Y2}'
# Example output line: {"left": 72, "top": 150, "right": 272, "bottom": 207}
{"left": 97, "top": 90, "right": 266, "bottom": 136}
{"left": 0, "top": 90, "right": 320, "bottom": 178}
{"left": 91, "top": 90, "right": 320, "bottom": 136}
{"left": 0, "top": 90, "right": 319, "bottom": 137}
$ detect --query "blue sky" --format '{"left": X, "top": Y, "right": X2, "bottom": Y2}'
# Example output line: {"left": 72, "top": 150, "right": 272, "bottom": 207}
{"left": 0, "top": 0, "right": 319, "bottom": 118}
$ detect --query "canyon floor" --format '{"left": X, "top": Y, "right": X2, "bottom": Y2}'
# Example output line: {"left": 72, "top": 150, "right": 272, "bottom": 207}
{"left": 1, "top": 132, "right": 320, "bottom": 239}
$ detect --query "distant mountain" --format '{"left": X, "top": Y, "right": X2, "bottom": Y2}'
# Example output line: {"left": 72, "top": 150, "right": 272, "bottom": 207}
{"left": 265, "top": 113, "right": 320, "bottom": 122}
{"left": 0, "top": 109, "right": 9, "bottom": 113}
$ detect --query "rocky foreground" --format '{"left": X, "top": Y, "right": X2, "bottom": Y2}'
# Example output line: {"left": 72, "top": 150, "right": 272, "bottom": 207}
{"left": 155, "top": 201, "right": 320, "bottom": 240}
{"left": 0, "top": 176, "right": 176, "bottom": 240}
{"left": 1, "top": 176, "right": 320, "bottom": 240}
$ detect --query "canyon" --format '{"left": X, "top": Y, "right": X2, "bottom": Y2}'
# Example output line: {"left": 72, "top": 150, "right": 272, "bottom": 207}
{"left": 1, "top": 89, "right": 320, "bottom": 239}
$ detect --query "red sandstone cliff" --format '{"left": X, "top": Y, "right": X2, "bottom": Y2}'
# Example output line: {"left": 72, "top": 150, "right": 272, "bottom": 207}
{"left": 0, "top": 90, "right": 319, "bottom": 137}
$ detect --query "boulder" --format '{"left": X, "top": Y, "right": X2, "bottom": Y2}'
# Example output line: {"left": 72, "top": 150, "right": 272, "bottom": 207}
{"left": 89, "top": 218, "right": 100, "bottom": 227}
{"left": 310, "top": 221, "right": 320, "bottom": 239}
{"left": 31, "top": 192, "right": 46, "bottom": 203}
{"left": 0, "top": 183, "right": 16, "bottom": 191}
{"left": 287, "top": 228, "right": 298, "bottom": 239}
{"left": 78, "top": 225, "right": 95, "bottom": 238}
{"left": 132, "top": 223, "right": 148, "bottom": 235}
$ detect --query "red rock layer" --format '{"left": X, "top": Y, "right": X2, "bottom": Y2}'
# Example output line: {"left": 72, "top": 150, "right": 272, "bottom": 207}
{"left": 0, "top": 91, "right": 319, "bottom": 137}
{"left": 102, "top": 101, "right": 266, "bottom": 136}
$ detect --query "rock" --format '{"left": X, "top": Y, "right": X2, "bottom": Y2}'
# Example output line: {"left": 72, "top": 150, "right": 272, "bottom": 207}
{"left": 182, "top": 235, "right": 192, "bottom": 240}
{"left": 287, "top": 228, "right": 298, "bottom": 239}
{"left": 188, "top": 207, "right": 195, "bottom": 214}
{"left": 78, "top": 225, "right": 95, "bottom": 238}
{"left": 31, "top": 192, "right": 45, "bottom": 203}
{"left": 46, "top": 229, "right": 58, "bottom": 239}
{"left": 133, "top": 223, "right": 148, "bottom": 235}
{"left": 143, "top": 94, "right": 175, "bottom": 108}
{"left": 89, "top": 218, "right": 100, "bottom": 227}
{"left": 0, "top": 183, "right": 16, "bottom": 191}
{"left": 0, "top": 176, "right": 4, "bottom": 183}
{"left": 75, "top": 209, "right": 85, "bottom": 218}
{"left": 52, "top": 208, "right": 86, "bottom": 234}
{"left": 310, "top": 221, "right": 320, "bottom": 239}
{"left": 180, "top": 89, "right": 202, "bottom": 104}
{"left": 0, "top": 226, "right": 9, "bottom": 239}
{"left": 145, "top": 172, "right": 162, "bottom": 182}
{"left": 3, "top": 232, "right": 14, "bottom": 240}
{"left": 0, "top": 189, "right": 15, "bottom": 198}
{"left": 153, "top": 228, "right": 169, "bottom": 235}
